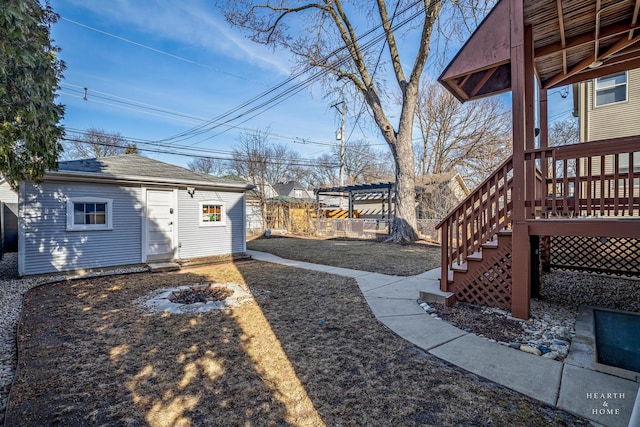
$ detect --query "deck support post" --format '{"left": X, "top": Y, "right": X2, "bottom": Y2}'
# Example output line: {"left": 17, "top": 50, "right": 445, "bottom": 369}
{"left": 530, "top": 235, "right": 540, "bottom": 298}
{"left": 512, "top": 223, "right": 531, "bottom": 319}
{"left": 510, "top": 0, "right": 532, "bottom": 318}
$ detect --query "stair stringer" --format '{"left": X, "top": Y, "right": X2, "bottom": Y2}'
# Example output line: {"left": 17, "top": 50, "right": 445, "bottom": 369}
{"left": 449, "top": 232, "right": 513, "bottom": 310}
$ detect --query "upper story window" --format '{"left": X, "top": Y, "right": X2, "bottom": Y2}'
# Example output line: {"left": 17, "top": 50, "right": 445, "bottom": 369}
{"left": 594, "top": 72, "right": 628, "bottom": 107}
{"left": 294, "top": 189, "right": 304, "bottom": 199}
{"left": 199, "top": 201, "right": 226, "bottom": 226}
{"left": 66, "top": 197, "right": 113, "bottom": 231}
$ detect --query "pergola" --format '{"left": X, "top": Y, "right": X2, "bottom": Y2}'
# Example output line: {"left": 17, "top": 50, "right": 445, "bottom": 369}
{"left": 438, "top": 0, "right": 640, "bottom": 319}
{"left": 314, "top": 182, "right": 395, "bottom": 220}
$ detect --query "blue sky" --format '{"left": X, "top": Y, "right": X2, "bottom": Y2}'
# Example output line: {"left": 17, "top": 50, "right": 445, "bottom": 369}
{"left": 49, "top": 1, "right": 576, "bottom": 169}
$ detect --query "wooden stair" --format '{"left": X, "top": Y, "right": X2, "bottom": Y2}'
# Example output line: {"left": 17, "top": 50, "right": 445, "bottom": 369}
{"left": 437, "top": 156, "right": 514, "bottom": 310}
{"left": 447, "top": 229, "right": 513, "bottom": 310}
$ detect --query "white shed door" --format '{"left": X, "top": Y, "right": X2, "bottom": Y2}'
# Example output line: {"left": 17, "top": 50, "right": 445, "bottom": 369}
{"left": 146, "top": 190, "right": 175, "bottom": 260}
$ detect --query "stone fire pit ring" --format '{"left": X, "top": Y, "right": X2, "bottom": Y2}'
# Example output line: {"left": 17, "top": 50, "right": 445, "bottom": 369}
{"left": 138, "top": 282, "right": 252, "bottom": 315}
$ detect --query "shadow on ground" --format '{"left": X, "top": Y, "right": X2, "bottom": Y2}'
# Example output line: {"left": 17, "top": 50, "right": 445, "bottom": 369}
{"left": 6, "top": 261, "right": 589, "bottom": 426}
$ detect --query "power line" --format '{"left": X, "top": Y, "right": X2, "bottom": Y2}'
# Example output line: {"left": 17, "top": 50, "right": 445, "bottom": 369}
{"left": 156, "top": 1, "right": 427, "bottom": 145}
{"left": 60, "top": 84, "right": 339, "bottom": 148}
{"left": 61, "top": 131, "right": 338, "bottom": 168}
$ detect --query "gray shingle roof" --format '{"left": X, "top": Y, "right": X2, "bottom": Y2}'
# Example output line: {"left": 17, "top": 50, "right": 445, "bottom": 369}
{"left": 53, "top": 154, "right": 252, "bottom": 190}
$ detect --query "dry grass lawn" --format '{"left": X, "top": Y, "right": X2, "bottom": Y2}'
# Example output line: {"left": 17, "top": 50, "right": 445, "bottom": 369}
{"left": 248, "top": 236, "right": 440, "bottom": 276}
{"left": 6, "top": 261, "right": 588, "bottom": 426}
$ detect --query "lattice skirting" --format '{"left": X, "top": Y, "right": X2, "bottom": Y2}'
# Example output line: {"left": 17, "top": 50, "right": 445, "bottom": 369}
{"left": 452, "top": 243, "right": 513, "bottom": 310}
{"left": 548, "top": 236, "right": 640, "bottom": 277}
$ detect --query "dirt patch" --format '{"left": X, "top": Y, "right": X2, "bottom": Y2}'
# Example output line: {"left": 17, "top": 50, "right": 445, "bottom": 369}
{"left": 6, "top": 262, "right": 588, "bottom": 426}
{"left": 247, "top": 235, "right": 440, "bottom": 276}
{"left": 431, "top": 301, "right": 523, "bottom": 343}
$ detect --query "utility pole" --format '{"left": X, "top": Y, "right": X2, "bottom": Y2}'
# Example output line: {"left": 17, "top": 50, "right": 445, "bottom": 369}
{"left": 332, "top": 101, "right": 346, "bottom": 209}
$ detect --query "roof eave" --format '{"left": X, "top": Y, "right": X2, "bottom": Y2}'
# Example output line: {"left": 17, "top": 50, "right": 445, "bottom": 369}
{"left": 45, "top": 170, "right": 255, "bottom": 191}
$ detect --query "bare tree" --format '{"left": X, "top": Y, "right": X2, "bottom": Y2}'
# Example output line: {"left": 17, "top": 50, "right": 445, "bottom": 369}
{"left": 308, "top": 141, "right": 394, "bottom": 189}
{"left": 187, "top": 157, "right": 229, "bottom": 176}
{"left": 218, "top": 1, "right": 492, "bottom": 242}
{"left": 63, "top": 128, "right": 129, "bottom": 159}
{"left": 549, "top": 118, "right": 579, "bottom": 147}
{"left": 548, "top": 118, "right": 580, "bottom": 178}
{"left": 230, "top": 129, "right": 309, "bottom": 230}
{"left": 414, "top": 81, "right": 511, "bottom": 187}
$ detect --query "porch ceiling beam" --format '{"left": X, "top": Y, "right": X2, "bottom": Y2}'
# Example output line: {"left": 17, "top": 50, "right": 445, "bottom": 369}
{"left": 534, "top": 21, "right": 640, "bottom": 59}
{"left": 630, "top": 0, "right": 640, "bottom": 39}
{"left": 470, "top": 67, "right": 498, "bottom": 97}
{"left": 556, "top": 0, "right": 567, "bottom": 74}
{"left": 547, "top": 56, "right": 640, "bottom": 88}
{"left": 543, "top": 33, "right": 640, "bottom": 89}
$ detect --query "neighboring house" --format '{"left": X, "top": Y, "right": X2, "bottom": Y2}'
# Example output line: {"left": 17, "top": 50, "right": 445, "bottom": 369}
{"left": 416, "top": 172, "right": 470, "bottom": 219}
{"left": 272, "top": 181, "right": 314, "bottom": 200}
{"left": 576, "top": 68, "right": 640, "bottom": 173}
{"left": 0, "top": 179, "right": 19, "bottom": 254}
{"left": 14, "top": 154, "right": 253, "bottom": 276}
{"left": 268, "top": 181, "right": 315, "bottom": 232}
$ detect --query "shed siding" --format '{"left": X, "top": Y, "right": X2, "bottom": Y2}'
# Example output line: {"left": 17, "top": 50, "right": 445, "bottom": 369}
{"left": 177, "top": 189, "right": 246, "bottom": 259}
{"left": 20, "top": 181, "right": 143, "bottom": 275}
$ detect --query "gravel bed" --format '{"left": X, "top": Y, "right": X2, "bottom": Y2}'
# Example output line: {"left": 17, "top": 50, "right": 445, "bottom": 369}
{"left": 0, "top": 253, "right": 148, "bottom": 424}
{"left": 429, "top": 270, "right": 640, "bottom": 360}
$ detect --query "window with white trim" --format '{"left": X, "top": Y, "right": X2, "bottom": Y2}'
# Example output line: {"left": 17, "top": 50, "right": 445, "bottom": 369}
{"left": 199, "top": 201, "right": 226, "bottom": 226}
{"left": 594, "top": 72, "right": 627, "bottom": 107}
{"left": 66, "top": 197, "right": 113, "bottom": 231}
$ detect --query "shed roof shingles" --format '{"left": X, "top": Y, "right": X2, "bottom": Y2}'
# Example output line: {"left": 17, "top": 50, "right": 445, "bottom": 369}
{"left": 54, "top": 154, "right": 251, "bottom": 189}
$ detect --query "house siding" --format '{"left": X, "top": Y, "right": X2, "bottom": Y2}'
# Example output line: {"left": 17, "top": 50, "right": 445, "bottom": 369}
{"left": 585, "top": 69, "right": 640, "bottom": 142}
{"left": 20, "top": 181, "right": 143, "bottom": 275}
{"left": 582, "top": 68, "right": 640, "bottom": 176}
{"left": 177, "top": 189, "right": 246, "bottom": 259}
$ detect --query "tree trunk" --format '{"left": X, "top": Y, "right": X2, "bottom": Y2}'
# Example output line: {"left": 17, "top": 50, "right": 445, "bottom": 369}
{"left": 388, "top": 129, "right": 419, "bottom": 243}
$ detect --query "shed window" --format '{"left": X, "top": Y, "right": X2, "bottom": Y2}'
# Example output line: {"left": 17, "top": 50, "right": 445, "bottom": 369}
{"left": 199, "top": 202, "right": 226, "bottom": 226}
{"left": 66, "top": 197, "right": 113, "bottom": 231}
{"left": 594, "top": 72, "right": 627, "bottom": 107}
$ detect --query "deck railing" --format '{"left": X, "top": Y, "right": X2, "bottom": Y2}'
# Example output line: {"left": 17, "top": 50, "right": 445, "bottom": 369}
{"left": 436, "top": 156, "right": 513, "bottom": 289}
{"left": 525, "top": 136, "right": 640, "bottom": 218}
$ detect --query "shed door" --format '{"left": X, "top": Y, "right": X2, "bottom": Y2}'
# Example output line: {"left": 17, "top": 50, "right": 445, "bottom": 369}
{"left": 146, "top": 190, "right": 175, "bottom": 261}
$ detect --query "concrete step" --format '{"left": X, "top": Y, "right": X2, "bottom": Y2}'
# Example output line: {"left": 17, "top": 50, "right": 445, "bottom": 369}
{"left": 148, "top": 262, "right": 180, "bottom": 273}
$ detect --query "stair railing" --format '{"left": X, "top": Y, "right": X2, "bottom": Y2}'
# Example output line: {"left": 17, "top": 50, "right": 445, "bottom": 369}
{"left": 436, "top": 156, "right": 514, "bottom": 290}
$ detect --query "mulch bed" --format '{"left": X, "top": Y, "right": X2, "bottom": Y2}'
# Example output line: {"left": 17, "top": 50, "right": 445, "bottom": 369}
{"left": 6, "top": 261, "right": 589, "bottom": 426}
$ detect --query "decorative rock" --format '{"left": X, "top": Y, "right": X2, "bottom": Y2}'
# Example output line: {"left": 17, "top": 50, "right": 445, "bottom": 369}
{"left": 542, "top": 351, "right": 559, "bottom": 360}
{"left": 550, "top": 344, "right": 569, "bottom": 357}
{"left": 519, "top": 345, "right": 542, "bottom": 356}
{"left": 417, "top": 299, "right": 426, "bottom": 305}
{"left": 509, "top": 343, "right": 521, "bottom": 349}
{"left": 538, "top": 345, "right": 552, "bottom": 355}
{"left": 463, "top": 328, "right": 472, "bottom": 333}
{"left": 551, "top": 339, "right": 569, "bottom": 347}
{"left": 553, "top": 326, "right": 571, "bottom": 340}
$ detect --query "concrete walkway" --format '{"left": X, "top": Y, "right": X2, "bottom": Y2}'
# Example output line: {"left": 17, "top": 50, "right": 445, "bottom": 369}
{"left": 247, "top": 250, "right": 639, "bottom": 427}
